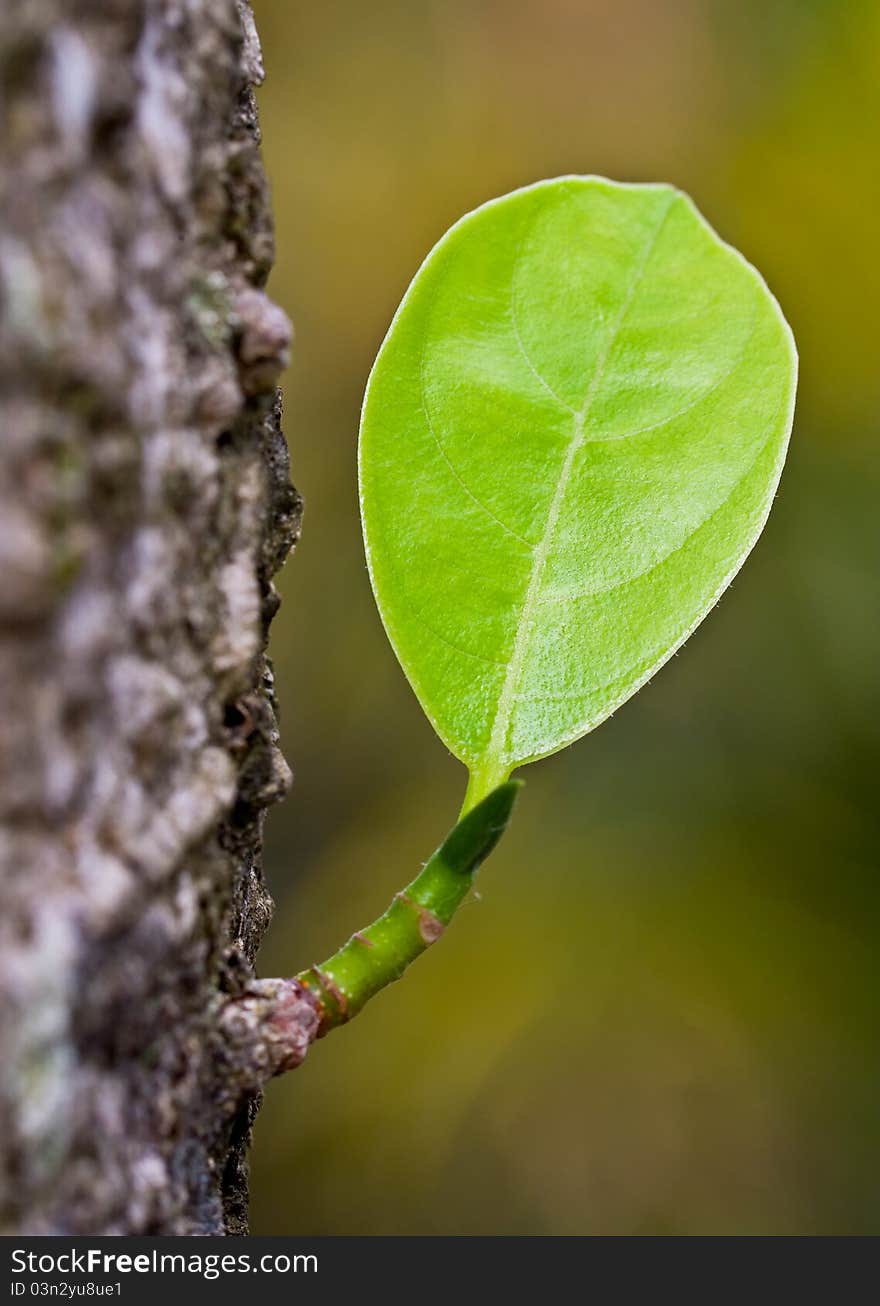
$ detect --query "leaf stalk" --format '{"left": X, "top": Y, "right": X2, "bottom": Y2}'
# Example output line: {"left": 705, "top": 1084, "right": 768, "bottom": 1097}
{"left": 297, "top": 780, "right": 521, "bottom": 1034}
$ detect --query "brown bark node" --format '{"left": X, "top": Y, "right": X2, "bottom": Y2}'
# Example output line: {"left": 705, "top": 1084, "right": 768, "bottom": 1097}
{"left": 0, "top": 0, "right": 306, "bottom": 1234}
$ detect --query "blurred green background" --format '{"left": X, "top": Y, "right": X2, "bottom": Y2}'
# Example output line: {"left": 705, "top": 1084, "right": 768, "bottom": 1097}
{"left": 249, "top": 0, "right": 879, "bottom": 1234}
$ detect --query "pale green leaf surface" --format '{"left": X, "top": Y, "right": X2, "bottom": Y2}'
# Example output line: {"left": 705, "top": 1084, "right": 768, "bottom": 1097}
{"left": 359, "top": 177, "right": 797, "bottom": 804}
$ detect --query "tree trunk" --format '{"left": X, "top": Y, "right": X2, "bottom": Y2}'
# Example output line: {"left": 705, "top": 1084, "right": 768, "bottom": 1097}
{"left": 0, "top": 0, "right": 310, "bottom": 1234}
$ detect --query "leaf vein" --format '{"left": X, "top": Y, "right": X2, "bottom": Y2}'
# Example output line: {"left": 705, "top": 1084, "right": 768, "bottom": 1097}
{"left": 581, "top": 303, "right": 760, "bottom": 445}
{"left": 509, "top": 219, "right": 576, "bottom": 414}
{"left": 535, "top": 387, "right": 785, "bottom": 608}
{"left": 397, "top": 584, "right": 508, "bottom": 669}
{"left": 418, "top": 356, "right": 533, "bottom": 549}
{"left": 483, "top": 194, "right": 677, "bottom": 774}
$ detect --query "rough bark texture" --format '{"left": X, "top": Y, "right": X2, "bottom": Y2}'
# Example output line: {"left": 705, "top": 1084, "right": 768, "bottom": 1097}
{"left": 0, "top": 0, "right": 315, "bottom": 1234}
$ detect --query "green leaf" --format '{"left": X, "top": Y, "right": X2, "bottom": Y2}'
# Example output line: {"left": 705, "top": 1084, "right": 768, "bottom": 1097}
{"left": 359, "top": 177, "right": 797, "bottom": 807}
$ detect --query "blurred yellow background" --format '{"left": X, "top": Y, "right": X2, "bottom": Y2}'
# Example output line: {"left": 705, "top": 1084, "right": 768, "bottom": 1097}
{"left": 250, "top": 0, "right": 879, "bottom": 1234}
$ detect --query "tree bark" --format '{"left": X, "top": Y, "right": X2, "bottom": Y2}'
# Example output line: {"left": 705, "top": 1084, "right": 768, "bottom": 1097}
{"left": 0, "top": 0, "right": 310, "bottom": 1234}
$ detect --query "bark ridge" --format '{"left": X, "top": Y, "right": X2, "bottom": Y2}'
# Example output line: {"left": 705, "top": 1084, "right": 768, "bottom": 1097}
{"left": 0, "top": 0, "right": 299, "bottom": 1234}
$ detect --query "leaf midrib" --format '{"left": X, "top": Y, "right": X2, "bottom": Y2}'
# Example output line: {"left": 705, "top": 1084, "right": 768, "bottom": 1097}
{"left": 480, "top": 195, "right": 676, "bottom": 782}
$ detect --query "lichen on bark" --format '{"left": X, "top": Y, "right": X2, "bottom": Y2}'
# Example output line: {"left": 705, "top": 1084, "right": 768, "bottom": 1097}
{"left": 0, "top": 0, "right": 307, "bottom": 1234}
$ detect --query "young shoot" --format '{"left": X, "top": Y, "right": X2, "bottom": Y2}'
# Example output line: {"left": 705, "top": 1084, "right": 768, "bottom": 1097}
{"left": 297, "top": 176, "right": 797, "bottom": 1035}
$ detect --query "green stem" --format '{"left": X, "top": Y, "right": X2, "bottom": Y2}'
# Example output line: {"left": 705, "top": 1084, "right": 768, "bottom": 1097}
{"left": 461, "top": 761, "right": 511, "bottom": 816}
{"left": 297, "top": 780, "right": 522, "bottom": 1034}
